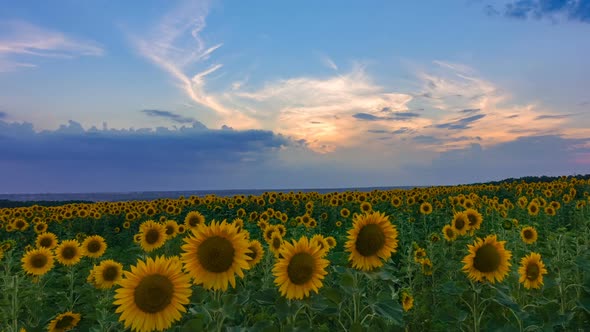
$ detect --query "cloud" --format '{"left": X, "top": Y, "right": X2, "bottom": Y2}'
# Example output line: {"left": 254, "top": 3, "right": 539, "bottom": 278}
{"left": 130, "top": 1, "right": 257, "bottom": 129}
{"left": 0, "top": 20, "right": 103, "bottom": 72}
{"left": 534, "top": 113, "right": 577, "bottom": 120}
{"left": 488, "top": 0, "right": 590, "bottom": 23}
{"left": 319, "top": 54, "right": 338, "bottom": 71}
{"left": 141, "top": 109, "right": 207, "bottom": 126}
{"left": 434, "top": 114, "right": 487, "bottom": 130}
{"left": 0, "top": 119, "right": 292, "bottom": 193}
{"left": 0, "top": 111, "right": 6, "bottom": 119}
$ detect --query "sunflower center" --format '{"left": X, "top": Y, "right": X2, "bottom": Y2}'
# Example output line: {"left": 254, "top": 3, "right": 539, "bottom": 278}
{"left": 473, "top": 244, "right": 501, "bottom": 273}
{"left": 103, "top": 266, "right": 119, "bottom": 281}
{"left": 87, "top": 240, "right": 102, "bottom": 253}
{"left": 31, "top": 253, "right": 48, "bottom": 268}
{"left": 62, "top": 246, "right": 77, "bottom": 260}
{"left": 523, "top": 230, "right": 533, "bottom": 239}
{"left": 246, "top": 247, "right": 257, "bottom": 260}
{"left": 197, "top": 236, "right": 235, "bottom": 273}
{"left": 526, "top": 263, "right": 540, "bottom": 281}
{"left": 445, "top": 228, "right": 454, "bottom": 237}
{"left": 188, "top": 216, "right": 199, "bottom": 227}
{"left": 272, "top": 237, "right": 282, "bottom": 250}
{"left": 467, "top": 214, "right": 477, "bottom": 226}
{"left": 16, "top": 220, "right": 25, "bottom": 228}
{"left": 165, "top": 226, "right": 175, "bottom": 235}
{"left": 39, "top": 237, "right": 53, "bottom": 248}
{"left": 145, "top": 229, "right": 161, "bottom": 244}
{"left": 134, "top": 274, "right": 173, "bottom": 313}
{"left": 355, "top": 224, "right": 386, "bottom": 257}
{"left": 287, "top": 253, "right": 315, "bottom": 285}
{"left": 54, "top": 315, "right": 75, "bottom": 329}
{"left": 455, "top": 217, "right": 466, "bottom": 230}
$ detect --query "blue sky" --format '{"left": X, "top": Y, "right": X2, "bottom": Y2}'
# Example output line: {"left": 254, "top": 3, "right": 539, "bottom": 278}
{"left": 1, "top": 0, "right": 589, "bottom": 193}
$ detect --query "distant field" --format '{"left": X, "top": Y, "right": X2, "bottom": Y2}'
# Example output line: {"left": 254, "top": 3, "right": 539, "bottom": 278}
{"left": 1, "top": 176, "right": 589, "bottom": 331}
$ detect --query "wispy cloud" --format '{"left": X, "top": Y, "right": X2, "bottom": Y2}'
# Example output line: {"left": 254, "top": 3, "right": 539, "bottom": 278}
{"left": 319, "top": 54, "right": 338, "bottom": 71}
{"left": 131, "top": 1, "right": 257, "bottom": 129}
{"left": 0, "top": 20, "right": 103, "bottom": 72}
{"left": 140, "top": 109, "right": 207, "bottom": 126}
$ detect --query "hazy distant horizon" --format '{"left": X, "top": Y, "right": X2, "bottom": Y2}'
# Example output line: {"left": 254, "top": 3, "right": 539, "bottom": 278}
{"left": 0, "top": 185, "right": 421, "bottom": 202}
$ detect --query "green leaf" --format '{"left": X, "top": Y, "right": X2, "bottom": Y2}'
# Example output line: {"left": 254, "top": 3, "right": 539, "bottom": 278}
{"left": 181, "top": 316, "right": 206, "bottom": 332}
{"left": 373, "top": 299, "right": 403, "bottom": 325}
{"left": 252, "top": 289, "right": 278, "bottom": 305}
{"left": 321, "top": 287, "right": 342, "bottom": 304}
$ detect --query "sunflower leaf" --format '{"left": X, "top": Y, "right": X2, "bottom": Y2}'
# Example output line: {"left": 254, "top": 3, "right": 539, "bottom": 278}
{"left": 372, "top": 299, "right": 403, "bottom": 325}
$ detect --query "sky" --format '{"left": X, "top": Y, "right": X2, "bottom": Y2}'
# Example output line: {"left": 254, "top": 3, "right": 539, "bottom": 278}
{"left": 0, "top": 0, "right": 589, "bottom": 193}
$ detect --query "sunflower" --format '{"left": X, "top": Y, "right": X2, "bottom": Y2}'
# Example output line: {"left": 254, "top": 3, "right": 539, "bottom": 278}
{"left": 263, "top": 225, "right": 278, "bottom": 243}
{"left": 269, "top": 233, "right": 284, "bottom": 257}
{"left": 544, "top": 206, "right": 556, "bottom": 216}
{"left": 419, "top": 202, "right": 433, "bottom": 215}
{"left": 231, "top": 218, "right": 244, "bottom": 232}
{"left": 246, "top": 240, "right": 264, "bottom": 268}
{"left": 47, "top": 311, "right": 81, "bottom": 332}
{"left": 421, "top": 258, "right": 433, "bottom": 275}
{"left": 340, "top": 208, "right": 351, "bottom": 218}
{"left": 34, "top": 221, "right": 48, "bottom": 234}
{"left": 442, "top": 225, "right": 457, "bottom": 242}
{"left": 401, "top": 291, "right": 414, "bottom": 312}
{"left": 325, "top": 236, "right": 337, "bottom": 249}
{"left": 36, "top": 232, "right": 58, "bottom": 249}
{"left": 310, "top": 234, "right": 330, "bottom": 256}
{"left": 139, "top": 220, "right": 167, "bottom": 252}
{"left": 273, "top": 236, "right": 329, "bottom": 300}
{"left": 55, "top": 240, "right": 83, "bottom": 266}
{"left": 181, "top": 220, "right": 251, "bottom": 291}
{"left": 414, "top": 247, "right": 427, "bottom": 263}
{"left": 81, "top": 235, "right": 107, "bottom": 258}
{"left": 345, "top": 211, "right": 399, "bottom": 271}
{"left": 275, "top": 224, "right": 287, "bottom": 237}
{"left": 164, "top": 220, "right": 179, "bottom": 239}
{"left": 518, "top": 252, "right": 548, "bottom": 289}
{"left": 184, "top": 211, "right": 205, "bottom": 230}
{"left": 114, "top": 256, "right": 192, "bottom": 332}
{"left": 93, "top": 259, "right": 123, "bottom": 289}
{"left": 520, "top": 226, "right": 538, "bottom": 244}
{"left": 462, "top": 235, "right": 512, "bottom": 283}
{"left": 391, "top": 196, "right": 402, "bottom": 207}
{"left": 527, "top": 202, "right": 540, "bottom": 216}
{"left": 464, "top": 209, "right": 483, "bottom": 232}
{"left": 21, "top": 247, "right": 54, "bottom": 276}
{"left": 360, "top": 202, "right": 372, "bottom": 213}
{"left": 451, "top": 212, "right": 469, "bottom": 236}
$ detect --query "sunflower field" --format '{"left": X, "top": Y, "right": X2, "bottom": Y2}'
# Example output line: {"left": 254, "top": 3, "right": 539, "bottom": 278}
{"left": 1, "top": 176, "right": 589, "bottom": 331}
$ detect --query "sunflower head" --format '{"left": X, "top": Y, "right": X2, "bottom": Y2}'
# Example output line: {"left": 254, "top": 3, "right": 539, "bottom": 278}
{"left": 47, "top": 311, "right": 81, "bottom": 332}
{"left": 451, "top": 212, "right": 470, "bottom": 236}
{"left": 36, "top": 232, "right": 58, "bottom": 249}
{"left": 272, "top": 236, "right": 329, "bottom": 300}
{"left": 345, "top": 211, "right": 399, "bottom": 271}
{"left": 93, "top": 259, "right": 123, "bottom": 289}
{"left": 114, "top": 256, "right": 192, "bottom": 332}
{"left": 419, "top": 202, "right": 433, "bottom": 215}
{"left": 181, "top": 220, "right": 251, "bottom": 291}
{"left": 462, "top": 235, "right": 512, "bottom": 283}
{"left": 246, "top": 240, "right": 264, "bottom": 268}
{"left": 518, "top": 252, "right": 548, "bottom": 289}
{"left": 520, "top": 226, "right": 538, "bottom": 244}
{"left": 22, "top": 247, "right": 54, "bottom": 276}
{"left": 81, "top": 235, "right": 107, "bottom": 258}
{"left": 464, "top": 209, "right": 483, "bottom": 231}
{"left": 184, "top": 211, "right": 205, "bottom": 230}
{"left": 139, "top": 220, "right": 167, "bottom": 252}
{"left": 442, "top": 225, "right": 457, "bottom": 242}
{"left": 401, "top": 291, "right": 414, "bottom": 312}
{"left": 56, "top": 240, "right": 83, "bottom": 266}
